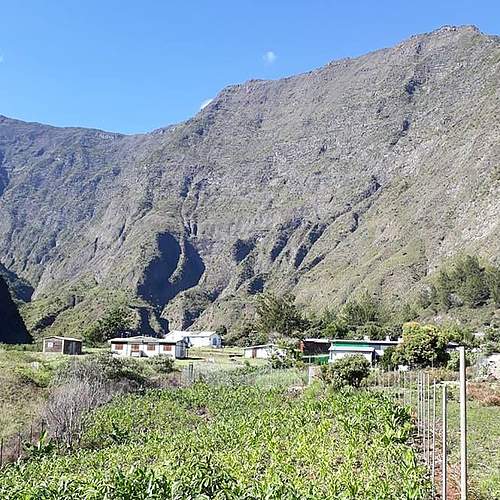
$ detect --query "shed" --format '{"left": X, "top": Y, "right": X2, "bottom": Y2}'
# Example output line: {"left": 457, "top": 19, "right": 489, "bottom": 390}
{"left": 165, "top": 330, "right": 222, "bottom": 348}
{"left": 300, "top": 338, "right": 331, "bottom": 364}
{"left": 243, "top": 344, "right": 281, "bottom": 359}
{"left": 108, "top": 336, "right": 187, "bottom": 359}
{"left": 329, "top": 344, "right": 376, "bottom": 364}
{"left": 43, "top": 336, "right": 82, "bottom": 355}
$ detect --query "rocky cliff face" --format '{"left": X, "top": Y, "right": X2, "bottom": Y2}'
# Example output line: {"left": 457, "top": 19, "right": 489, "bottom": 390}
{"left": 0, "top": 25, "right": 498, "bottom": 335}
{"left": 0, "top": 276, "right": 31, "bottom": 343}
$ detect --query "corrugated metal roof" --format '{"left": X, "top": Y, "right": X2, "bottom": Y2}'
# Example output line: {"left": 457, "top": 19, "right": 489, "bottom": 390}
{"left": 108, "top": 336, "right": 176, "bottom": 344}
{"left": 44, "top": 336, "right": 82, "bottom": 342}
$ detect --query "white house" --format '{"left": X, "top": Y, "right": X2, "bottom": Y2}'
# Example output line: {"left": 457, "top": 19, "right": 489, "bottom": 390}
{"left": 328, "top": 338, "right": 402, "bottom": 364}
{"left": 109, "top": 336, "right": 187, "bottom": 359}
{"left": 243, "top": 344, "right": 281, "bottom": 359}
{"left": 165, "top": 330, "right": 222, "bottom": 348}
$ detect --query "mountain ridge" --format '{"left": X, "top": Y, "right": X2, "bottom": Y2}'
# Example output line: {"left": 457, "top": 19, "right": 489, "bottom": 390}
{"left": 0, "top": 25, "right": 498, "bottom": 336}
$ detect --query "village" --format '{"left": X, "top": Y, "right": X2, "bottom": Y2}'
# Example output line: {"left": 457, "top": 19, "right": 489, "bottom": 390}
{"left": 39, "top": 330, "right": 469, "bottom": 370}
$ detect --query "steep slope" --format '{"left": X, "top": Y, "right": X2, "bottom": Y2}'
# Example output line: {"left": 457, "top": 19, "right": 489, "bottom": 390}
{"left": 0, "top": 276, "right": 32, "bottom": 343}
{"left": 0, "top": 25, "right": 498, "bottom": 335}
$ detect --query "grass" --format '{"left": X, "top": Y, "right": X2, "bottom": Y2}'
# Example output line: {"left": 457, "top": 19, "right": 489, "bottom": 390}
{"left": 0, "top": 348, "right": 65, "bottom": 439}
{"left": 446, "top": 387, "right": 500, "bottom": 499}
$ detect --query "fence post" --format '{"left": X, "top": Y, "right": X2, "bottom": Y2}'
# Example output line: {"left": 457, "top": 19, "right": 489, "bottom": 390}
{"left": 417, "top": 372, "right": 421, "bottom": 435}
{"left": 459, "top": 346, "right": 467, "bottom": 500}
{"left": 188, "top": 363, "right": 194, "bottom": 385}
{"left": 0, "top": 438, "right": 3, "bottom": 467}
{"left": 422, "top": 372, "right": 429, "bottom": 464}
{"left": 427, "top": 373, "right": 431, "bottom": 464}
{"left": 307, "top": 365, "right": 314, "bottom": 386}
{"left": 431, "top": 379, "right": 437, "bottom": 498}
{"left": 442, "top": 384, "right": 448, "bottom": 500}
{"left": 17, "top": 432, "right": 21, "bottom": 460}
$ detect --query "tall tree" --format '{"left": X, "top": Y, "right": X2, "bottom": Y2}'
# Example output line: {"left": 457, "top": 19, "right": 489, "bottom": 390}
{"left": 255, "top": 292, "right": 306, "bottom": 338}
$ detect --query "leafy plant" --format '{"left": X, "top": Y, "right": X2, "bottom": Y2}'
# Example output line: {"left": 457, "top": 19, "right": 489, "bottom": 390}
{"left": 320, "top": 354, "right": 371, "bottom": 388}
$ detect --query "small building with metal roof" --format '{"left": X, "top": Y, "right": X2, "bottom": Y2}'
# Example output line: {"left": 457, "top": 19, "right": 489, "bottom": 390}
{"left": 108, "top": 335, "right": 187, "bottom": 359}
{"left": 43, "top": 336, "right": 82, "bottom": 355}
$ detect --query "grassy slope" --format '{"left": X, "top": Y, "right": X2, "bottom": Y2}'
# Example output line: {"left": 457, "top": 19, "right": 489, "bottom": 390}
{"left": 0, "top": 349, "right": 65, "bottom": 439}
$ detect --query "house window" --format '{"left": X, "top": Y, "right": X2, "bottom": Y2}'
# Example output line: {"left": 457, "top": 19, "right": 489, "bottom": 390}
{"left": 162, "top": 344, "right": 172, "bottom": 352}
{"left": 46, "top": 341, "right": 54, "bottom": 348}
{"left": 131, "top": 344, "right": 140, "bottom": 352}
{"left": 147, "top": 343, "right": 156, "bottom": 351}
{"left": 114, "top": 343, "right": 124, "bottom": 351}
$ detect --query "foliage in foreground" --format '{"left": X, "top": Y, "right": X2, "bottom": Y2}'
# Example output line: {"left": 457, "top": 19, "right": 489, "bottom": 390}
{"left": 320, "top": 354, "right": 371, "bottom": 388}
{"left": 0, "top": 381, "right": 430, "bottom": 499}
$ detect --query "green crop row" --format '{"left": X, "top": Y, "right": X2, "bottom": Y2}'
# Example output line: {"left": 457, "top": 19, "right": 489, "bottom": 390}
{"left": 0, "top": 382, "right": 430, "bottom": 499}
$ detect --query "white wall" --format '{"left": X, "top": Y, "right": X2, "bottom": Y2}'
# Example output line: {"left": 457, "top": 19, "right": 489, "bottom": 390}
{"left": 329, "top": 351, "right": 373, "bottom": 363}
{"left": 244, "top": 347, "right": 276, "bottom": 359}
{"left": 190, "top": 335, "right": 221, "bottom": 348}
{"left": 111, "top": 343, "right": 176, "bottom": 358}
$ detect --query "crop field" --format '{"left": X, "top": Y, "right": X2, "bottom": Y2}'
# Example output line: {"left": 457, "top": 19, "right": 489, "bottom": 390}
{"left": 0, "top": 371, "right": 430, "bottom": 499}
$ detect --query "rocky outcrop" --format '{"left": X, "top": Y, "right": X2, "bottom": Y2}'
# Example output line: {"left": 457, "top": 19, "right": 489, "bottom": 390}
{"left": 0, "top": 25, "right": 498, "bottom": 335}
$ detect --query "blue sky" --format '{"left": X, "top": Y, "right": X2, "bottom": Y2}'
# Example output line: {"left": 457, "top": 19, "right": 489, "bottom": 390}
{"left": 1, "top": 0, "right": 498, "bottom": 134}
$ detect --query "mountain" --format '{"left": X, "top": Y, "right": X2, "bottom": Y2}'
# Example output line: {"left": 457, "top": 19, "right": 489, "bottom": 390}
{"left": 0, "top": 25, "right": 498, "bottom": 336}
{"left": 0, "top": 275, "right": 32, "bottom": 343}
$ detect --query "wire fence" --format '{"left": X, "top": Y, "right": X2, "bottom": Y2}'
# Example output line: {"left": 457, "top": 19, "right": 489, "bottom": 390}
{"left": 366, "top": 347, "right": 470, "bottom": 499}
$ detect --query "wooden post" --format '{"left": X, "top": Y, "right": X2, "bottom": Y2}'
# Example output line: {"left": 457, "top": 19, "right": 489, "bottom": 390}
{"left": 442, "top": 384, "right": 448, "bottom": 500}
{"left": 0, "top": 438, "right": 3, "bottom": 467}
{"left": 459, "top": 346, "right": 467, "bottom": 500}
{"left": 409, "top": 371, "right": 412, "bottom": 409}
{"left": 403, "top": 371, "right": 406, "bottom": 406}
{"left": 307, "top": 365, "right": 314, "bottom": 386}
{"left": 188, "top": 363, "right": 194, "bottom": 384}
{"left": 417, "top": 372, "right": 421, "bottom": 435}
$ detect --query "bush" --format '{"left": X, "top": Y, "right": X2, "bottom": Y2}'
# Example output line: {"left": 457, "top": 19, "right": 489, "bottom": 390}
{"left": 320, "top": 355, "right": 370, "bottom": 388}
{"left": 146, "top": 355, "right": 174, "bottom": 374}
{"left": 269, "top": 340, "right": 303, "bottom": 369}
{"left": 396, "top": 322, "right": 449, "bottom": 368}
{"left": 378, "top": 346, "right": 401, "bottom": 370}
{"left": 446, "top": 350, "right": 473, "bottom": 371}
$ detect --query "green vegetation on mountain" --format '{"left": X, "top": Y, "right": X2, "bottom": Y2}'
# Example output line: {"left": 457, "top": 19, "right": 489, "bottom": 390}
{"left": 0, "top": 26, "right": 497, "bottom": 337}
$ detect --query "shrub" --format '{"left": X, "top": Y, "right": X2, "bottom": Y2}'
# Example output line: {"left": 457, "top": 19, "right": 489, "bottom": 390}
{"left": 269, "top": 340, "right": 303, "bottom": 369}
{"left": 396, "top": 322, "right": 449, "bottom": 368}
{"left": 146, "top": 355, "right": 174, "bottom": 373}
{"left": 446, "top": 350, "right": 472, "bottom": 371}
{"left": 483, "top": 327, "right": 500, "bottom": 355}
{"left": 320, "top": 355, "right": 370, "bottom": 388}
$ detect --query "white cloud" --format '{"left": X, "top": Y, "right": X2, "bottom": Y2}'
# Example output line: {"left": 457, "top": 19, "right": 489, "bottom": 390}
{"left": 263, "top": 50, "right": 277, "bottom": 64}
{"left": 199, "top": 98, "right": 213, "bottom": 110}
